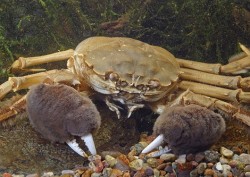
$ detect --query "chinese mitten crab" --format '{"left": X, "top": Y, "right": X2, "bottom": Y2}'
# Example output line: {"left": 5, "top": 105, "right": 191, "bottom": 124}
{"left": 1, "top": 36, "right": 250, "bottom": 156}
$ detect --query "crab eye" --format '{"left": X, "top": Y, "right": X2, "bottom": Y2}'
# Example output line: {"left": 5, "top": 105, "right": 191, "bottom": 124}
{"left": 148, "top": 79, "right": 160, "bottom": 89}
{"left": 105, "top": 72, "right": 119, "bottom": 81}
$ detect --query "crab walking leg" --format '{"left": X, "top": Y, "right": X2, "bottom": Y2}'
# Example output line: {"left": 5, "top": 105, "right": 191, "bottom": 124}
{"left": 173, "top": 90, "right": 250, "bottom": 126}
{"left": 179, "top": 80, "right": 250, "bottom": 103}
{"left": 177, "top": 44, "right": 250, "bottom": 75}
{"left": 0, "top": 95, "right": 27, "bottom": 122}
{"left": 11, "top": 49, "right": 74, "bottom": 72}
{"left": 0, "top": 69, "right": 80, "bottom": 99}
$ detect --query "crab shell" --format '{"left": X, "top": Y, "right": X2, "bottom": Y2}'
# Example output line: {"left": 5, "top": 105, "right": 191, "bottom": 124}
{"left": 68, "top": 37, "right": 180, "bottom": 104}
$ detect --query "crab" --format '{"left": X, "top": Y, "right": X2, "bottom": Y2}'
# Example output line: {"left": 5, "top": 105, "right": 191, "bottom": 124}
{"left": 1, "top": 36, "right": 250, "bottom": 156}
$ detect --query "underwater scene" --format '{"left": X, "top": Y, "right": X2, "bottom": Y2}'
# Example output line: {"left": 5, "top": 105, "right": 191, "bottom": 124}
{"left": 0, "top": 0, "right": 250, "bottom": 176}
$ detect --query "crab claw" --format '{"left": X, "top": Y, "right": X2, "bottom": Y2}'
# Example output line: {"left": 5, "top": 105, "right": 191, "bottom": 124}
{"left": 26, "top": 84, "right": 101, "bottom": 157}
{"left": 142, "top": 104, "right": 225, "bottom": 156}
{"left": 141, "top": 134, "right": 165, "bottom": 154}
{"left": 66, "top": 134, "right": 96, "bottom": 157}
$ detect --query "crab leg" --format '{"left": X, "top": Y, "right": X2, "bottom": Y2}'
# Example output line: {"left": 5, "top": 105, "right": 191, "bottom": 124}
{"left": 0, "top": 95, "right": 27, "bottom": 122}
{"left": 10, "top": 49, "right": 74, "bottom": 73}
{"left": 177, "top": 44, "right": 250, "bottom": 75}
{"left": 179, "top": 80, "right": 250, "bottom": 103}
{"left": 0, "top": 69, "right": 81, "bottom": 100}
{"left": 171, "top": 90, "right": 250, "bottom": 126}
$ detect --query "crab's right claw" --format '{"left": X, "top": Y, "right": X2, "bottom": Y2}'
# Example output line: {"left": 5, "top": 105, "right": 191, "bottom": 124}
{"left": 67, "top": 133, "right": 96, "bottom": 157}
{"left": 141, "top": 134, "right": 165, "bottom": 154}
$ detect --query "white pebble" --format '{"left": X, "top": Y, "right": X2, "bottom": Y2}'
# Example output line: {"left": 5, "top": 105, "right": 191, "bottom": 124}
{"left": 215, "top": 162, "right": 223, "bottom": 171}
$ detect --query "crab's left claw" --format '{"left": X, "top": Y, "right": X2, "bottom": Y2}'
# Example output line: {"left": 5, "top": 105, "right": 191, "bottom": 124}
{"left": 141, "top": 134, "right": 165, "bottom": 154}
{"left": 67, "top": 133, "right": 96, "bottom": 157}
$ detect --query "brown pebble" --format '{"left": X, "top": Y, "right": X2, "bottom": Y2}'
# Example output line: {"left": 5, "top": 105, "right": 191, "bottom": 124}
{"left": 122, "top": 171, "right": 131, "bottom": 177}
{"left": 195, "top": 152, "right": 205, "bottom": 163}
{"left": 160, "top": 170, "right": 166, "bottom": 176}
{"left": 81, "top": 169, "right": 93, "bottom": 177}
{"left": 117, "top": 154, "right": 130, "bottom": 165}
{"left": 204, "top": 169, "right": 214, "bottom": 176}
{"left": 3, "top": 173, "right": 12, "bottom": 177}
{"left": 127, "top": 149, "right": 137, "bottom": 161}
{"left": 156, "top": 163, "right": 167, "bottom": 170}
{"left": 207, "top": 162, "right": 214, "bottom": 169}
{"left": 186, "top": 153, "right": 195, "bottom": 162}
{"left": 110, "top": 169, "right": 123, "bottom": 177}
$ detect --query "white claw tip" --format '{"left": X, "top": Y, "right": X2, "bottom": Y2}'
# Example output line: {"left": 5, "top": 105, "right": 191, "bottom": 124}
{"left": 81, "top": 133, "right": 97, "bottom": 155}
{"left": 66, "top": 139, "right": 88, "bottom": 157}
{"left": 141, "top": 134, "right": 164, "bottom": 154}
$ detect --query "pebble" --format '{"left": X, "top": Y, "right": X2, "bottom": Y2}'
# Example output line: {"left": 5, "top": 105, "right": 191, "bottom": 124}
{"left": 12, "top": 175, "right": 25, "bottom": 177}
{"left": 204, "top": 169, "right": 214, "bottom": 176}
{"left": 219, "top": 156, "right": 229, "bottom": 164}
{"left": 3, "top": 173, "right": 12, "bottom": 177}
{"left": 42, "top": 172, "right": 54, "bottom": 177}
{"left": 160, "top": 153, "right": 176, "bottom": 162}
{"left": 197, "top": 162, "right": 207, "bottom": 174}
{"left": 245, "top": 165, "right": 250, "bottom": 172}
{"left": 204, "top": 150, "right": 220, "bottom": 163}
{"left": 245, "top": 172, "right": 250, "bottom": 177}
{"left": 215, "top": 162, "right": 223, "bottom": 171}
{"left": 220, "top": 147, "right": 234, "bottom": 158}
{"left": 26, "top": 174, "right": 39, "bottom": 177}
{"left": 195, "top": 152, "right": 205, "bottom": 163}
{"left": 129, "top": 159, "right": 143, "bottom": 171}
{"left": 105, "top": 155, "right": 117, "bottom": 167}
{"left": 239, "top": 153, "right": 250, "bottom": 165}
{"left": 61, "top": 170, "right": 74, "bottom": 175}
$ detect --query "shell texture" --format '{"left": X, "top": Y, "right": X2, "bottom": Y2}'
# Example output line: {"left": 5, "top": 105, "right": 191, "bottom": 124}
{"left": 73, "top": 37, "right": 180, "bottom": 99}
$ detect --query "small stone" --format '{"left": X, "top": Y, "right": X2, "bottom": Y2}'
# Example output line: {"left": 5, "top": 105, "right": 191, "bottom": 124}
{"left": 12, "top": 175, "right": 24, "bottom": 177}
{"left": 160, "top": 170, "right": 166, "bottom": 176}
{"left": 60, "top": 174, "right": 73, "bottom": 177}
{"left": 26, "top": 174, "right": 39, "bottom": 177}
{"left": 244, "top": 165, "right": 250, "bottom": 172}
{"left": 122, "top": 171, "right": 130, "bottom": 177}
{"left": 114, "top": 159, "right": 130, "bottom": 171}
{"left": 42, "top": 172, "right": 54, "bottom": 177}
{"left": 90, "top": 173, "right": 101, "bottom": 177}
{"left": 156, "top": 163, "right": 167, "bottom": 170}
{"left": 222, "top": 164, "right": 231, "bottom": 177}
{"left": 175, "top": 154, "right": 186, "bottom": 164}
{"left": 129, "top": 159, "right": 143, "bottom": 171}
{"left": 3, "top": 173, "right": 12, "bottom": 177}
{"left": 153, "top": 169, "right": 160, "bottom": 177}
{"left": 231, "top": 167, "right": 242, "bottom": 177}
{"left": 144, "top": 167, "right": 154, "bottom": 176}
{"left": 160, "top": 153, "right": 176, "bottom": 162}
{"left": 220, "top": 147, "right": 234, "bottom": 158}
{"left": 191, "top": 161, "right": 199, "bottom": 168}
{"left": 102, "top": 168, "right": 112, "bottom": 177}
{"left": 105, "top": 155, "right": 117, "bottom": 167}
{"left": 190, "top": 169, "right": 198, "bottom": 177}
{"left": 207, "top": 162, "right": 214, "bottom": 169}
{"left": 195, "top": 152, "right": 205, "bottom": 163}
{"left": 219, "top": 156, "right": 229, "bottom": 164}
{"left": 110, "top": 169, "right": 123, "bottom": 177}
{"left": 61, "top": 170, "right": 74, "bottom": 175}
{"left": 232, "top": 154, "right": 240, "bottom": 161}
{"left": 204, "top": 150, "right": 220, "bottom": 163}
{"left": 204, "top": 169, "right": 214, "bottom": 176}
{"left": 186, "top": 154, "right": 195, "bottom": 162}
{"left": 164, "top": 164, "right": 173, "bottom": 173}
{"left": 239, "top": 153, "right": 250, "bottom": 165}
{"left": 215, "top": 162, "right": 223, "bottom": 171}
{"left": 245, "top": 172, "right": 250, "bottom": 177}
{"left": 146, "top": 158, "right": 163, "bottom": 168}
{"left": 228, "top": 160, "right": 239, "bottom": 168}
{"left": 197, "top": 162, "right": 207, "bottom": 174}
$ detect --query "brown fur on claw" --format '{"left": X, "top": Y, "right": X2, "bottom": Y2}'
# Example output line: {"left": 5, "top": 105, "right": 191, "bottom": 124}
{"left": 26, "top": 84, "right": 101, "bottom": 143}
{"left": 153, "top": 104, "right": 226, "bottom": 155}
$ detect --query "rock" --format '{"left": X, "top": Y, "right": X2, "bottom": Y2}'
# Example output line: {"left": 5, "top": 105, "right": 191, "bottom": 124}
{"left": 90, "top": 173, "right": 101, "bottom": 177}
{"left": 164, "top": 164, "right": 173, "bottom": 173}
{"left": 204, "top": 150, "right": 220, "bottom": 163}
{"left": 220, "top": 147, "right": 234, "bottom": 158}
{"left": 102, "top": 168, "right": 112, "bottom": 177}
{"left": 219, "top": 156, "right": 229, "bottom": 164}
{"left": 129, "top": 159, "right": 143, "bottom": 171}
{"left": 105, "top": 155, "right": 117, "bottom": 167}
{"left": 190, "top": 169, "right": 199, "bottom": 177}
{"left": 245, "top": 165, "right": 250, "bottom": 172}
{"left": 114, "top": 159, "right": 130, "bottom": 171}
{"left": 215, "top": 162, "right": 223, "bottom": 171}
{"left": 175, "top": 155, "right": 186, "bottom": 164}
{"left": 60, "top": 174, "right": 73, "bottom": 177}
{"left": 231, "top": 167, "right": 242, "bottom": 177}
{"left": 153, "top": 169, "right": 160, "bottom": 177}
{"left": 186, "top": 154, "right": 195, "bottom": 162}
{"left": 207, "top": 162, "right": 214, "bottom": 169}
{"left": 146, "top": 158, "right": 163, "bottom": 168}
{"left": 160, "top": 153, "right": 176, "bottom": 162}
{"left": 144, "top": 167, "right": 154, "bottom": 176}
{"left": 239, "top": 153, "right": 250, "bottom": 165}
{"left": 222, "top": 164, "right": 231, "bottom": 176}
{"left": 197, "top": 162, "right": 207, "bottom": 174}
{"left": 156, "top": 163, "right": 167, "bottom": 170}
{"left": 61, "top": 170, "right": 74, "bottom": 176}
{"left": 3, "top": 173, "right": 12, "bottom": 177}
{"left": 245, "top": 172, "right": 250, "bottom": 177}
{"left": 110, "top": 169, "right": 123, "bottom": 177}
{"left": 195, "top": 152, "right": 205, "bottom": 163}
{"left": 204, "top": 169, "right": 214, "bottom": 176}
{"left": 26, "top": 174, "right": 39, "bottom": 177}
{"left": 42, "top": 172, "right": 54, "bottom": 177}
